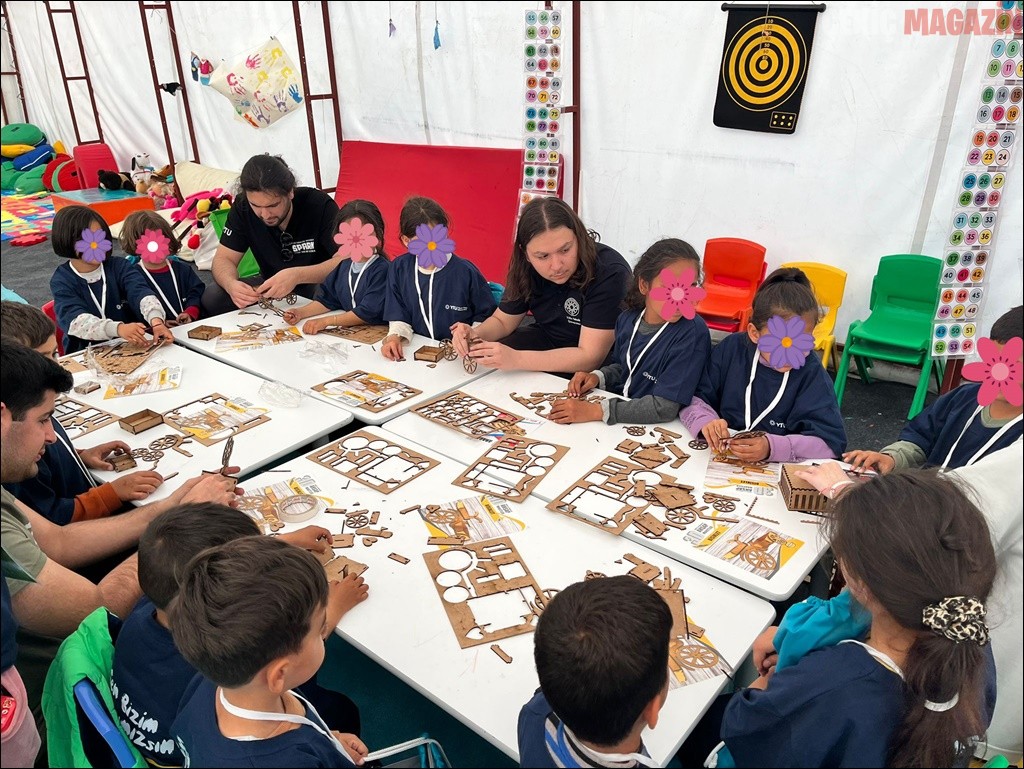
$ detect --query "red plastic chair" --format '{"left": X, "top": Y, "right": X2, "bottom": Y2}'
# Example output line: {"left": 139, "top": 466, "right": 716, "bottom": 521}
{"left": 695, "top": 238, "right": 767, "bottom": 332}
{"left": 42, "top": 300, "right": 65, "bottom": 356}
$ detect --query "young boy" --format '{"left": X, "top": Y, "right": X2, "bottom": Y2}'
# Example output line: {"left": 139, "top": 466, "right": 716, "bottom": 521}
{"left": 518, "top": 575, "right": 671, "bottom": 768}
{"left": 0, "top": 300, "right": 164, "bottom": 524}
{"left": 845, "top": 305, "right": 1023, "bottom": 472}
{"left": 170, "top": 537, "right": 369, "bottom": 767}
{"left": 112, "top": 503, "right": 367, "bottom": 767}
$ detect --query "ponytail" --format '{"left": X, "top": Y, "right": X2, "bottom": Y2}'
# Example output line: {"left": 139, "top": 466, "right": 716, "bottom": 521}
{"left": 750, "top": 267, "right": 819, "bottom": 329}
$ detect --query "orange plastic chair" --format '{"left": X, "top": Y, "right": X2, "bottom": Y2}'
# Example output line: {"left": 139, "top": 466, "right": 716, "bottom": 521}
{"left": 780, "top": 262, "right": 847, "bottom": 370}
{"left": 42, "top": 299, "right": 65, "bottom": 356}
{"left": 695, "top": 238, "right": 767, "bottom": 332}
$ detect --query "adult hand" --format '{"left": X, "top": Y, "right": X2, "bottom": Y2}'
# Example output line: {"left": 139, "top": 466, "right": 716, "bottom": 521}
{"left": 701, "top": 418, "right": 731, "bottom": 454}
{"left": 842, "top": 450, "right": 895, "bottom": 475}
{"left": 751, "top": 626, "right": 779, "bottom": 675}
{"left": 331, "top": 732, "right": 368, "bottom": 765}
{"left": 730, "top": 434, "right": 770, "bottom": 463}
{"left": 227, "top": 279, "right": 261, "bottom": 309}
{"left": 117, "top": 323, "right": 149, "bottom": 346}
{"left": 279, "top": 526, "right": 332, "bottom": 553}
{"left": 256, "top": 269, "right": 300, "bottom": 300}
{"left": 450, "top": 322, "right": 473, "bottom": 357}
{"left": 327, "top": 573, "right": 369, "bottom": 627}
{"left": 548, "top": 398, "right": 603, "bottom": 424}
{"left": 150, "top": 321, "right": 174, "bottom": 345}
{"left": 110, "top": 471, "right": 164, "bottom": 502}
{"left": 381, "top": 335, "right": 405, "bottom": 361}
{"left": 78, "top": 440, "right": 132, "bottom": 470}
{"left": 301, "top": 317, "right": 329, "bottom": 335}
{"left": 469, "top": 340, "right": 520, "bottom": 371}
{"left": 567, "top": 372, "right": 599, "bottom": 397}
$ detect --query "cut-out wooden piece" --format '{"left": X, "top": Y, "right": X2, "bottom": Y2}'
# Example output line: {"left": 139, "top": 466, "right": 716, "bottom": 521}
{"left": 119, "top": 409, "right": 164, "bottom": 435}
{"left": 423, "top": 536, "right": 544, "bottom": 649}
{"left": 59, "top": 357, "right": 89, "bottom": 374}
{"left": 370, "top": 511, "right": 380, "bottom": 525}
{"left": 307, "top": 430, "right": 438, "bottom": 494}
{"left": 73, "top": 380, "right": 100, "bottom": 394}
{"left": 650, "top": 483, "right": 696, "bottom": 510}
{"left": 148, "top": 433, "right": 194, "bottom": 457}
{"left": 632, "top": 512, "right": 668, "bottom": 539}
{"left": 414, "top": 345, "right": 445, "bottom": 363}
{"left": 163, "top": 393, "right": 270, "bottom": 446}
{"left": 54, "top": 396, "right": 118, "bottom": 439}
{"left": 323, "top": 554, "right": 368, "bottom": 581}
{"left": 312, "top": 370, "right": 422, "bottom": 413}
{"left": 332, "top": 534, "right": 355, "bottom": 548}
{"left": 623, "top": 553, "right": 661, "bottom": 583}
{"left": 355, "top": 527, "right": 392, "bottom": 539}
{"left": 654, "top": 427, "right": 682, "bottom": 443}
{"left": 490, "top": 644, "right": 513, "bottom": 664}
{"left": 747, "top": 511, "right": 780, "bottom": 525}
{"left": 88, "top": 340, "right": 164, "bottom": 376}
{"left": 319, "top": 324, "right": 390, "bottom": 344}
{"left": 667, "top": 444, "right": 690, "bottom": 468}
{"left": 427, "top": 535, "right": 468, "bottom": 547}
{"left": 110, "top": 450, "right": 137, "bottom": 473}
{"left": 411, "top": 391, "right": 526, "bottom": 439}
{"left": 187, "top": 325, "right": 222, "bottom": 340}
{"left": 624, "top": 426, "right": 646, "bottom": 436}
{"left": 452, "top": 435, "right": 569, "bottom": 502}
{"left": 631, "top": 445, "right": 671, "bottom": 469}
{"left": 688, "top": 438, "right": 709, "bottom": 451}
{"left": 400, "top": 505, "right": 421, "bottom": 515}
{"left": 616, "top": 439, "right": 642, "bottom": 454}
{"left": 388, "top": 553, "right": 410, "bottom": 565}
{"left": 509, "top": 390, "right": 605, "bottom": 417}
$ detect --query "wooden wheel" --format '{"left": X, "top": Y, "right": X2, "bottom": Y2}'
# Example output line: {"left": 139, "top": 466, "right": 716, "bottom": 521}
{"left": 425, "top": 509, "right": 458, "bottom": 526}
{"left": 148, "top": 435, "right": 180, "bottom": 451}
{"left": 463, "top": 357, "right": 478, "bottom": 374}
{"left": 440, "top": 340, "right": 459, "bottom": 361}
{"left": 344, "top": 513, "right": 370, "bottom": 529}
{"left": 688, "top": 438, "right": 709, "bottom": 450}
{"left": 625, "top": 426, "right": 646, "bottom": 436}
{"left": 665, "top": 508, "right": 697, "bottom": 526}
{"left": 712, "top": 499, "right": 737, "bottom": 513}
{"left": 672, "top": 640, "right": 721, "bottom": 670}
{"left": 130, "top": 448, "right": 164, "bottom": 463}
{"left": 742, "top": 547, "right": 777, "bottom": 571}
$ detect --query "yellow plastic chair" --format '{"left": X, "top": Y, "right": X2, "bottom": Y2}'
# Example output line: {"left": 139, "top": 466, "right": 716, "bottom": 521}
{"left": 780, "top": 261, "right": 847, "bottom": 370}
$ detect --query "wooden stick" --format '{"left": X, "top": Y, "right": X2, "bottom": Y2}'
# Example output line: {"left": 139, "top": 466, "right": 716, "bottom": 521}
{"left": 490, "top": 644, "right": 513, "bottom": 664}
{"left": 388, "top": 553, "right": 410, "bottom": 565}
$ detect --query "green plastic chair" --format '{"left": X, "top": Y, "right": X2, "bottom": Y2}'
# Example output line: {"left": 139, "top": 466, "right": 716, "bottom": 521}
{"left": 834, "top": 254, "right": 943, "bottom": 420}
{"left": 207, "top": 208, "right": 260, "bottom": 279}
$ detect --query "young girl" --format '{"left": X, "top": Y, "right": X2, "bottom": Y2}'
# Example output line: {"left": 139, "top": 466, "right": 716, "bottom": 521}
{"left": 381, "top": 196, "right": 496, "bottom": 361}
{"left": 720, "top": 470, "right": 996, "bottom": 767}
{"left": 680, "top": 267, "right": 846, "bottom": 462}
{"left": 283, "top": 200, "right": 390, "bottom": 333}
{"left": 120, "top": 210, "right": 206, "bottom": 326}
{"left": 48, "top": 205, "right": 173, "bottom": 354}
{"left": 549, "top": 238, "right": 711, "bottom": 425}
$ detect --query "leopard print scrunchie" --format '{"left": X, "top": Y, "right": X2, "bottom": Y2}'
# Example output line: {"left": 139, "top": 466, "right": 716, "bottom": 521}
{"left": 921, "top": 595, "right": 989, "bottom": 646}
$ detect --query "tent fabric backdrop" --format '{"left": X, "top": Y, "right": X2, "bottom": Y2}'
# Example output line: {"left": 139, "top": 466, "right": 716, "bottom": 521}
{"left": 3, "top": 1, "right": 1020, "bottom": 342}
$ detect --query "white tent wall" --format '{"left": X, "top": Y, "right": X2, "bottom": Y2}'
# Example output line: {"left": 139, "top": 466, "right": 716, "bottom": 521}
{"left": 5, "top": 1, "right": 1021, "bottom": 342}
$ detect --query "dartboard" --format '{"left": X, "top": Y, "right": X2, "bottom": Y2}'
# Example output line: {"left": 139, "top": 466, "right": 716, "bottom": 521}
{"left": 722, "top": 15, "right": 809, "bottom": 112}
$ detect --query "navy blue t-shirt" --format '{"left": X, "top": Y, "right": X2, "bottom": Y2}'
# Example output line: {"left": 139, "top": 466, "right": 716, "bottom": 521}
{"left": 111, "top": 597, "right": 196, "bottom": 766}
{"left": 500, "top": 243, "right": 630, "bottom": 350}
{"left": 383, "top": 253, "right": 496, "bottom": 340}
{"left": 611, "top": 309, "right": 710, "bottom": 404}
{"left": 172, "top": 676, "right": 355, "bottom": 768}
{"left": 134, "top": 259, "right": 206, "bottom": 317}
{"left": 314, "top": 255, "right": 389, "bottom": 325}
{"left": 4, "top": 419, "right": 92, "bottom": 525}
{"left": 695, "top": 332, "right": 847, "bottom": 456}
{"left": 899, "top": 383, "right": 1023, "bottom": 468}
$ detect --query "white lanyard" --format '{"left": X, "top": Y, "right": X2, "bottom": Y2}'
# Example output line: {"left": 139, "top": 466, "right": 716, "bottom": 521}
{"left": 622, "top": 314, "right": 669, "bottom": 399}
{"left": 414, "top": 268, "right": 436, "bottom": 338}
{"left": 140, "top": 263, "right": 183, "bottom": 315}
{"left": 839, "top": 640, "right": 904, "bottom": 678}
{"left": 347, "top": 254, "right": 377, "bottom": 307}
{"left": 53, "top": 421, "right": 97, "bottom": 488}
{"left": 81, "top": 264, "right": 107, "bottom": 319}
{"left": 744, "top": 350, "right": 789, "bottom": 431}
{"left": 941, "top": 405, "right": 1024, "bottom": 468}
{"left": 552, "top": 722, "right": 659, "bottom": 768}
{"left": 217, "top": 688, "right": 355, "bottom": 764}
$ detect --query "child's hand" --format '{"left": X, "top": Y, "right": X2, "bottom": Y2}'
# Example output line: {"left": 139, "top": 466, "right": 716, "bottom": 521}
{"left": 150, "top": 321, "right": 174, "bottom": 345}
{"left": 730, "top": 434, "right": 770, "bottom": 462}
{"left": 326, "top": 573, "right": 369, "bottom": 627}
{"left": 279, "top": 526, "right": 332, "bottom": 553}
{"left": 78, "top": 440, "right": 132, "bottom": 470}
{"left": 302, "top": 317, "right": 328, "bottom": 335}
{"left": 469, "top": 340, "right": 520, "bottom": 370}
{"left": 701, "top": 419, "right": 731, "bottom": 454}
{"left": 548, "top": 398, "right": 603, "bottom": 424}
{"left": 110, "top": 471, "right": 164, "bottom": 502}
{"left": 450, "top": 322, "right": 473, "bottom": 357}
{"left": 792, "top": 462, "right": 851, "bottom": 497}
{"left": 567, "top": 372, "right": 598, "bottom": 397}
{"left": 117, "top": 322, "right": 149, "bottom": 345}
{"left": 381, "top": 334, "right": 406, "bottom": 361}
{"left": 175, "top": 312, "right": 193, "bottom": 326}
{"left": 331, "top": 732, "right": 369, "bottom": 765}
{"left": 751, "top": 626, "right": 778, "bottom": 675}
{"left": 282, "top": 306, "right": 309, "bottom": 326}
{"left": 843, "top": 450, "right": 895, "bottom": 474}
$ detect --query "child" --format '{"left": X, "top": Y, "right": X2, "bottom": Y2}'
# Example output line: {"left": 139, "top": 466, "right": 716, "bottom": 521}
{"left": 48, "top": 205, "right": 174, "bottom": 354}
{"left": 0, "top": 301, "right": 164, "bottom": 524}
{"left": 518, "top": 575, "right": 670, "bottom": 768}
{"left": 381, "top": 196, "right": 496, "bottom": 361}
{"left": 680, "top": 267, "right": 846, "bottom": 462}
{"left": 845, "top": 304, "right": 1023, "bottom": 473}
{"left": 113, "top": 503, "right": 367, "bottom": 767}
{"left": 120, "top": 210, "right": 206, "bottom": 326}
{"left": 170, "top": 536, "right": 370, "bottom": 767}
{"left": 283, "top": 200, "right": 390, "bottom": 333}
{"left": 719, "top": 470, "right": 997, "bottom": 767}
{"left": 549, "top": 238, "right": 711, "bottom": 425}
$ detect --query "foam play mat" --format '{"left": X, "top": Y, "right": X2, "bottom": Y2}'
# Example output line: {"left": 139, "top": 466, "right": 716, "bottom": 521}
{"left": 1, "top": 192, "right": 55, "bottom": 242}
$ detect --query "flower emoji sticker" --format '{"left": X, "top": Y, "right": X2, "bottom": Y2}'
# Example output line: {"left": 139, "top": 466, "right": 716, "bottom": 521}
{"left": 962, "top": 336, "right": 1023, "bottom": 407}
{"left": 648, "top": 266, "right": 706, "bottom": 321}
{"left": 334, "top": 217, "right": 378, "bottom": 262}
{"left": 137, "top": 229, "right": 171, "bottom": 264}
{"left": 408, "top": 223, "right": 455, "bottom": 270}
{"left": 75, "top": 228, "right": 112, "bottom": 264}
{"left": 757, "top": 315, "right": 816, "bottom": 371}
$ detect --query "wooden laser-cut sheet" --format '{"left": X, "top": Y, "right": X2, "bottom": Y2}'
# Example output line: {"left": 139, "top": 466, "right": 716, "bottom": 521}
{"left": 423, "top": 536, "right": 545, "bottom": 649}
{"left": 54, "top": 396, "right": 118, "bottom": 439}
{"left": 453, "top": 435, "right": 568, "bottom": 502}
{"left": 163, "top": 393, "right": 270, "bottom": 446}
{"left": 87, "top": 340, "right": 163, "bottom": 376}
{"left": 509, "top": 390, "right": 605, "bottom": 418}
{"left": 318, "top": 324, "right": 390, "bottom": 345}
{"left": 312, "top": 370, "right": 422, "bottom": 413}
{"left": 307, "top": 430, "right": 439, "bottom": 494}
{"left": 410, "top": 391, "right": 526, "bottom": 439}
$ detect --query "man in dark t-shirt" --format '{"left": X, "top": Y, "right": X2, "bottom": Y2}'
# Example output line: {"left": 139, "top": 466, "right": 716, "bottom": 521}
{"left": 202, "top": 155, "right": 340, "bottom": 316}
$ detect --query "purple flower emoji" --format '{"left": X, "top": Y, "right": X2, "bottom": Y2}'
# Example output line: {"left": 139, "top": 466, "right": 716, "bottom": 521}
{"left": 757, "top": 315, "right": 815, "bottom": 371}
{"left": 75, "top": 227, "right": 112, "bottom": 264}
{"left": 408, "top": 223, "right": 455, "bottom": 270}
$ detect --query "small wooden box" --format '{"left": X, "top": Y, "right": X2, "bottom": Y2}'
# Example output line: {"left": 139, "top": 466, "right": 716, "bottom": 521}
{"left": 187, "top": 325, "right": 222, "bottom": 340}
{"left": 110, "top": 451, "right": 137, "bottom": 473}
{"left": 414, "top": 345, "right": 445, "bottom": 363}
{"left": 780, "top": 464, "right": 830, "bottom": 514}
{"left": 73, "top": 381, "right": 100, "bottom": 394}
{"left": 118, "top": 409, "right": 164, "bottom": 435}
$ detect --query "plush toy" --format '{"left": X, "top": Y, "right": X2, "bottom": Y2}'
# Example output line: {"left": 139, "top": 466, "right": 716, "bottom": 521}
{"left": 131, "top": 153, "right": 155, "bottom": 189}
{"left": 143, "top": 164, "right": 180, "bottom": 209}
{"left": 97, "top": 169, "right": 135, "bottom": 191}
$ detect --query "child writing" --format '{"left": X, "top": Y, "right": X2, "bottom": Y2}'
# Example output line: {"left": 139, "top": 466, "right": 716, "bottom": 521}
{"left": 283, "top": 200, "right": 390, "bottom": 334}
{"left": 0, "top": 301, "right": 163, "bottom": 524}
{"left": 549, "top": 238, "right": 711, "bottom": 425}
{"left": 112, "top": 503, "right": 367, "bottom": 767}
{"left": 48, "top": 205, "right": 173, "bottom": 354}
{"left": 518, "top": 575, "right": 670, "bottom": 768}
{"left": 844, "top": 304, "right": 1022, "bottom": 473}
{"left": 120, "top": 210, "right": 206, "bottom": 326}
{"left": 170, "top": 536, "right": 370, "bottom": 767}
{"left": 381, "top": 196, "right": 496, "bottom": 361}
{"left": 719, "top": 470, "right": 997, "bottom": 767}
{"left": 680, "top": 267, "right": 846, "bottom": 462}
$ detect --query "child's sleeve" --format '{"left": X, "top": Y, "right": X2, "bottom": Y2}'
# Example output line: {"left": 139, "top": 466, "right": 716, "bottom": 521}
{"left": 352, "top": 259, "right": 388, "bottom": 324}
{"left": 50, "top": 267, "right": 119, "bottom": 340}
{"left": 116, "top": 259, "right": 166, "bottom": 324}
{"left": 679, "top": 343, "right": 727, "bottom": 435}
{"left": 889, "top": 392, "right": 951, "bottom": 468}
{"left": 653, "top": 319, "right": 711, "bottom": 407}
{"left": 383, "top": 260, "right": 413, "bottom": 340}
{"left": 72, "top": 483, "right": 123, "bottom": 522}
{"left": 773, "top": 590, "right": 870, "bottom": 672}
{"left": 765, "top": 365, "right": 847, "bottom": 461}
{"left": 176, "top": 260, "right": 206, "bottom": 319}
{"left": 467, "top": 263, "right": 497, "bottom": 323}
{"left": 606, "top": 396, "right": 682, "bottom": 425}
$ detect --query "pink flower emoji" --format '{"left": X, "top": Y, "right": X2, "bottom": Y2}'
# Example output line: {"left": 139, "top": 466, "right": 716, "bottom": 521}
{"left": 648, "top": 267, "right": 706, "bottom": 321}
{"left": 408, "top": 223, "right": 455, "bottom": 270}
{"left": 758, "top": 315, "right": 816, "bottom": 370}
{"left": 137, "top": 229, "right": 171, "bottom": 264}
{"left": 962, "top": 336, "right": 1023, "bottom": 407}
{"left": 75, "top": 228, "right": 112, "bottom": 264}
{"left": 333, "top": 217, "right": 378, "bottom": 262}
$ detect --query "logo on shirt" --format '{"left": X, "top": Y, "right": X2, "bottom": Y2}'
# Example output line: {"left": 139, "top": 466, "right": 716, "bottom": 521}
{"left": 290, "top": 239, "right": 316, "bottom": 255}
{"left": 564, "top": 297, "right": 580, "bottom": 317}
{"left": 769, "top": 419, "right": 787, "bottom": 429}
{"left": 445, "top": 304, "right": 468, "bottom": 312}
{"left": 642, "top": 372, "right": 658, "bottom": 382}
{"left": 223, "top": 226, "right": 232, "bottom": 236}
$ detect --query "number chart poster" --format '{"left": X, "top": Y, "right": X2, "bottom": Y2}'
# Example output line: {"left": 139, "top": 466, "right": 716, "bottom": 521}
{"left": 713, "top": 5, "right": 822, "bottom": 134}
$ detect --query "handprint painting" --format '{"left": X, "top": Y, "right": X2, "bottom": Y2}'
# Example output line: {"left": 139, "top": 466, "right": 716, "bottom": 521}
{"left": 209, "top": 37, "right": 304, "bottom": 129}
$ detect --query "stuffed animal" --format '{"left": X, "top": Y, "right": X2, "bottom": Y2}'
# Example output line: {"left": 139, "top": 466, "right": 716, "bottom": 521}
{"left": 143, "top": 164, "right": 180, "bottom": 209}
{"left": 97, "top": 169, "right": 135, "bottom": 191}
{"left": 131, "top": 153, "right": 154, "bottom": 189}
